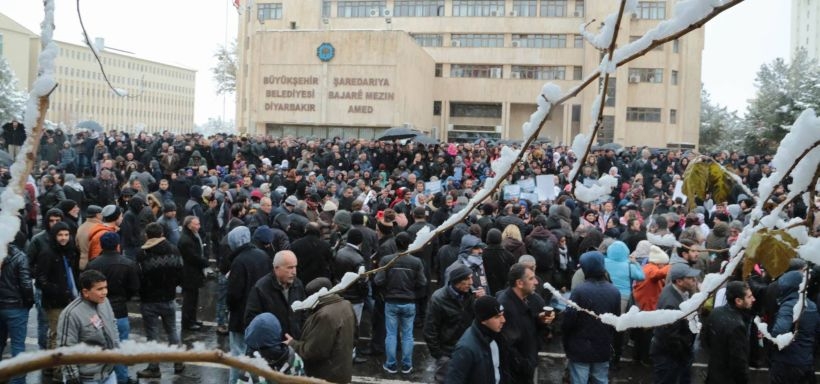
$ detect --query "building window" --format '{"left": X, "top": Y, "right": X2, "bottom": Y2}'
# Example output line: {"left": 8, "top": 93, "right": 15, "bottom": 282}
{"left": 337, "top": 0, "right": 386, "bottom": 17}
{"left": 541, "top": 0, "right": 567, "bottom": 17}
{"left": 574, "top": 0, "right": 584, "bottom": 17}
{"left": 572, "top": 105, "right": 581, "bottom": 122}
{"left": 573, "top": 65, "right": 583, "bottom": 80}
{"left": 573, "top": 34, "right": 583, "bottom": 48}
{"left": 511, "top": 65, "right": 565, "bottom": 80}
{"left": 0, "top": 33, "right": 4, "bottom": 55}
{"left": 258, "top": 3, "right": 283, "bottom": 20}
{"left": 412, "top": 34, "right": 444, "bottom": 46}
{"left": 451, "top": 34, "right": 504, "bottom": 47}
{"left": 512, "top": 0, "right": 536, "bottom": 16}
{"left": 435, "top": 64, "right": 443, "bottom": 77}
{"left": 433, "top": 101, "right": 442, "bottom": 115}
{"left": 604, "top": 78, "right": 616, "bottom": 107}
{"left": 452, "top": 0, "right": 505, "bottom": 17}
{"left": 670, "top": 109, "right": 677, "bottom": 124}
{"left": 636, "top": 1, "right": 665, "bottom": 19}
{"left": 672, "top": 39, "right": 679, "bottom": 53}
{"left": 450, "top": 64, "right": 503, "bottom": 78}
{"left": 671, "top": 70, "right": 678, "bottom": 85}
{"left": 626, "top": 107, "right": 662, "bottom": 122}
{"left": 511, "top": 34, "right": 566, "bottom": 48}
{"left": 450, "top": 102, "right": 502, "bottom": 118}
{"left": 394, "top": 0, "right": 445, "bottom": 16}
{"left": 630, "top": 36, "right": 662, "bottom": 51}
{"left": 628, "top": 68, "right": 663, "bottom": 83}
{"left": 322, "top": 0, "right": 332, "bottom": 17}
{"left": 598, "top": 115, "right": 615, "bottom": 144}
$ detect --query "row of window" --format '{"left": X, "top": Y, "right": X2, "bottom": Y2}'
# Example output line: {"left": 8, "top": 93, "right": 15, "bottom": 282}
{"left": 442, "top": 65, "right": 679, "bottom": 84}
{"left": 413, "top": 33, "right": 681, "bottom": 51}
{"left": 625, "top": 107, "right": 677, "bottom": 123}
{"left": 51, "top": 101, "right": 192, "bottom": 121}
{"left": 61, "top": 48, "right": 194, "bottom": 81}
{"left": 56, "top": 67, "right": 194, "bottom": 93}
{"left": 627, "top": 68, "right": 679, "bottom": 85}
{"left": 312, "top": 0, "right": 667, "bottom": 18}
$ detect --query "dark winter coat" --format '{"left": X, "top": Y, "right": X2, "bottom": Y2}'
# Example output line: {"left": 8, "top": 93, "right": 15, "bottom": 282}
{"left": 86, "top": 249, "right": 140, "bottom": 318}
{"left": 136, "top": 237, "right": 183, "bottom": 303}
{"left": 2, "top": 122, "right": 25, "bottom": 146}
{"left": 496, "top": 287, "right": 547, "bottom": 382}
{"left": 374, "top": 253, "right": 426, "bottom": 302}
{"left": 178, "top": 227, "right": 208, "bottom": 289}
{"left": 701, "top": 304, "right": 751, "bottom": 384}
{"left": 38, "top": 185, "right": 66, "bottom": 214}
{"left": 333, "top": 244, "right": 367, "bottom": 303}
{"left": 36, "top": 230, "right": 80, "bottom": 310}
{"left": 446, "top": 321, "right": 505, "bottom": 384}
{"left": 244, "top": 273, "right": 306, "bottom": 338}
{"left": 482, "top": 244, "right": 516, "bottom": 295}
{"left": 0, "top": 245, "right": 34, "bottom": 309}
{"left": 770, "top": 270, "right": 820, "bottom": 367}
{"left": 562, "top": 278, "right": 621, "bottom": 363}
{"left": 227, "top": 243, "right": 271, "bottom": 332}
{"left": 290, "top": 234, "right": 332, "bottom": 286}
{"left": 651, "top": 284, "right": 696, "bottom": 359}
{"left": 290, "top": 294, "right": 356, "bottom": 383}
{"left": 423, "top": 285, "right": 475, "bottom": 359}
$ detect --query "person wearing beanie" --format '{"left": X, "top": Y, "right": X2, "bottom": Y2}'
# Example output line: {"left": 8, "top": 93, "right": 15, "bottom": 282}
{"left": 285, "top": 276, "right": 356, "bottom": 383}
{"left": 251, "top": 225, "right": 276, "bottom": 259}
{"left": 120, "top": 195, "right": 155, "bottom": 261}
{"left": 156, "top": 201, "right": 180, "bottom": 246}
{"left": 445, "top": 295, "right": 506, "bottom": 384}
{"left": 562, "top": 251, "right": 621, "bottom": 382}
{"left": 651, "top": 263, "right": 700, "bottom": 383}
{"left": 86, "top": 232, "right": 140, "bottom": 384}
{"left": 87, "top": 205, "right": 123, "bottom": 262}
{"left": 482, "top": 228, "right": 516, "bottom": 295}
{"left": 135, "top": 222, "right": 185, "bottom": 379}
{"left": 224, "top": 225, "right": 271, "bottom": 384}
{"left": 56, "top": 199, "right": 80, "bottom": 235}
{"left": 631, "top": 245, "right": 671, "bottom": 366}
{"left": 374, "top": 231, "right": 427, "bottom": 374}
{"left": 424, "top": 264, "right": 477, "bottom": 382}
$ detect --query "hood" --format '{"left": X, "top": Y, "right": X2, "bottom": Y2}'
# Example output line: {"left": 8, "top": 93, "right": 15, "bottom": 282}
{"left": 529, "top": 226, "right": 556, "bottom": 241}
{"left": 129, "top": 195, "right": 146, "bottom": 213}
{"left": 252, "top": 225, "right": 274, "bottom": 244}
{"left": 606, "top": 241, "right": 630, "bottom": 262}
{"left": 580, "top": 251, "right": 607, "bottom": 278}
{"left": 191, "top": 150, "right": 201, "bottom": 158}
{"left": 244, "top": 313, "right": 283, "bottom": 350}
{"left": 778, "top": 270, "right": 804, "bottom": 300}
{"left": 449, "top": 226, "right": 467, "bottom": 247}
{"left": 227, "top": 226, "right": 251, "bottom": 251}
{"left": 459, "top": 234, "right": 482, "bottom": 255}
{"left": 549, "top": 204, "right": 572, "bottom": 223}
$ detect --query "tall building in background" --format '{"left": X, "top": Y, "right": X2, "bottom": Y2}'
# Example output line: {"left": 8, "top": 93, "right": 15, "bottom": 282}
{"left": 236, "top": 0, "right": 702, "bottom": 148}
{"left": 791, "top": 0, "right": 820, "bottom": 61}
{"left": 0, "top": 12, "right": 196, "bottom": 133}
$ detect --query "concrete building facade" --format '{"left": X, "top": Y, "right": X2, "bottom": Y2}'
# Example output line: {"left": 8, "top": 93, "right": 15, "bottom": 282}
{"left": 0, "top": 12, "right": 196, "bottom": 133}
{"left": 237, "top": 0, "right": 703, "bottom": 147}
{"left": 791, "top": 0, "right": 820, "bottom": 62}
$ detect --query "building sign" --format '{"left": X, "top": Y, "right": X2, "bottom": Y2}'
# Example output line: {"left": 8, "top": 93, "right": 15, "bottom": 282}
{"left": 316, "top": 43, "right": 335, "bottom": 62}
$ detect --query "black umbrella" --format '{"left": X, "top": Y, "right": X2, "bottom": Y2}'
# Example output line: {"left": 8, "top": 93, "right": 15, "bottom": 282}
{"left": 76, "top": 120, "right": 104, "bottom": 132}
{"left": 377, "top": 127, "right": 419, "bottom": 141}
{"left": 601, "top": 142, "right": 624, "bottom": 154}
{"left": 0, "top": 150, "right": 13, "bottom": 167}
{"left": 413, "top": 134, "right": 439, "bottom": 146}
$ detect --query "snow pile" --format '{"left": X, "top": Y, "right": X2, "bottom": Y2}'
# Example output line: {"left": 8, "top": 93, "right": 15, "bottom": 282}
{"left": 567, "top": 133, "right": 590, "bottom": 181}
{"left": 0, "top": 0, "right": 59, "bottom": 262}
{"left": 408, "top": 225, "right": 435, "bottom": 252}
{"left": 292, "top": 269, "right": 363, "bottom": 311}
{"left": 523, "top": 84, "right": 561, "bottom": 138}
{"left": 574, "top": 174, "right": 618, "bottom": 203}
{"left": 580, "top": 0, "right": 637, "bottom": 51}
{"left": 754, "top": 316, "right": 795, "bottom": 350}
{"left": 798, "top": 238, "right": 820, "bottom": 265}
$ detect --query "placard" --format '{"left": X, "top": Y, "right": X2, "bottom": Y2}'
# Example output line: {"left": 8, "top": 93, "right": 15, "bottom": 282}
{"left": 425, "top": 181, "right": 442, "bottom": 195}
{"left": 521, "top": 192, "right": 540, "bottom": 204}
{"left": 518, "top": 178, "right": 536, "bottom": 193}
{"left": 536, "top": 175, "right": 556, "bottom": 201}
{"left": 504, "top": 184, "right": 521, "bottom": 200}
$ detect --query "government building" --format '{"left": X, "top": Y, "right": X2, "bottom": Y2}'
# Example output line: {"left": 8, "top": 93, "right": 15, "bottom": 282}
{"left": 236, "top": 0, "right": 702, "bottom": 148}
{"left": 0, "top": 12, "right": 196, "bottom": 133}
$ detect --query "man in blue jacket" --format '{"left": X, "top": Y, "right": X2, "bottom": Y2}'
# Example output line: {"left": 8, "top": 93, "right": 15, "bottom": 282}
{"left": 770, "top": 269, "right": 820, "bottom": 384}
{"left": 562, "top": 251, "right": 621, "bottom": 383}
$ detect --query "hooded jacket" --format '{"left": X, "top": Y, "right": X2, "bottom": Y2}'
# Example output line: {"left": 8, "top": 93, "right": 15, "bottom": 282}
{"left": 290, "top": 293, "right": 356, "bottom": 383}
{"left": 604, "top": 241, "right": 645, "bottom": 298}
{"left": 227, "top": 227, "right": 272, "bottom": 332}
{"left": 444, "top": 235, "right": 490, "bottom": 294}
{"left": 436, "top": 227, "right": 465, "bottom": 282}
{"left": 36, "top": 223, "right": 80, "bottom": 310}
{"left": 137, "top": 237, "right": 183, "bottom": 302}
{"left": 244, "top": 313, "right": 294, "bottom": 372}
{"left": 770, "top": 270, "right": 820, "bottom": 366}
{"left": 525, "top": 226, "right": 559, "bottom": 273}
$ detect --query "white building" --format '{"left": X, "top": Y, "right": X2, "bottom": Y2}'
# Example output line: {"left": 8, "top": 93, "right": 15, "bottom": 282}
{"left": 791, "top": 0, "right": 820, "bottom": 61}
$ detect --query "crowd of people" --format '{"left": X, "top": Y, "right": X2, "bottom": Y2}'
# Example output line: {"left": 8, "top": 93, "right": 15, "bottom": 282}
{"left": 0, "top": 124, "right": 818, "bottom": 384}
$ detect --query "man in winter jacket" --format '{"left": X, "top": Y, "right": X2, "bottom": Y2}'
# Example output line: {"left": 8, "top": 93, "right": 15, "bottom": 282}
{"left": 37, "top": 222, "right": 80, "bottom": 354}
{"left": 524, "top": 217, "right": 559, "bottom": 297}
{"left": 155, "top": 202, "right": 180, "bottom": 246}
{"left": 244, "top": 250, "right": 306, "bottom": 339}
{"left": 76, "top": 205, "right": 103, "bottom": 270}
{"left": 87, "top": 205, "right": 122, "bottom": 262}
{"left": 290, "top": 222, "right": 332, "bottom": 285}
{"left": 701, "top": 281, "right": 754, "bottom": 384}
{"left": 444, "top": 234, "right": 490, "bottom": 295}
{"left": 286, "top": 277, "right": 356, "bottom": 383}
{"left": 0, "top": 233, "right": 34, "bottom": 384}
{"left": 482, "top": 228, "right": 516, "bottom": 295}
{"left": 120, "top": 195, "right": 154, "bottom": 260}
{"left": 631, "top": 245, "right": 670, "bottom": 365}
{"left": 424, "top": 265, "right": 476, "bottom": 383}
{"left": 445, "top": 295, "right": 507, "bottom": 384}
{"left": 86, "top": 232, "right": 140, "bottom": 384}
{"left": 769, "top": 270, "right": 820, "bottom": 384}
{"left": 38, "top": 174, "right": 66, "bottom": 215}
{"left": 226, "top": 226, "right": 271, "bottom": 384}
{"left": 57, "top": 270, "right": 119, "bottom": 384}
{"left": 136, "top": 223, "right": 185, "bottom": 379}
{"left": 651, "top": 263, "right": 700, "bottom": 383}
{"left": 27, "top": 208, "right": 64, "bottom": 350}
{"left": 563, "top": 251, "right": 621, "bottom": 382}
{"left": 178, "top": 216, "right": 209, "bottom": 331}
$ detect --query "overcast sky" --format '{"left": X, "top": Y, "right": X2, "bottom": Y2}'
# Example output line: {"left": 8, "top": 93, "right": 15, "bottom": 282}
{"left": 0, "top": 0, "right": 789, "bottom": 125}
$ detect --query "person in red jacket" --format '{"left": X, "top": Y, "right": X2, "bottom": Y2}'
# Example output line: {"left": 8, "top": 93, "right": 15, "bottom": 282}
{"left": 631, "top": 245, "right": 670, "bottom": 366}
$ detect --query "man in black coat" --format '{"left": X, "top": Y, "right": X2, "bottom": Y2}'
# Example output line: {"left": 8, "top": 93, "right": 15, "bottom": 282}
{"left": 424, "top": 265, "right": 476, "bottom": 383}
{"left": 651, "top": 263, "right": 700, "bottom": 383}
{"left": 2, "top": 118, "right": 26, "bottom": 157}
{"left": 178, "top": 216, "right": 209, "bottom": 331}
{"left": 445, "top": 295, "right": 507, "bottom": 384}
{"left": 290, "top": 222, "right": 332, "bottom": 286}
{"left": 244, "top": 250, "right": 306, "bottom": 339}
{"left": 0, "top": 232, "right": 34, "bottom": 384}
{"left": 701, "top": 281, "right": 754, "bottom": 384}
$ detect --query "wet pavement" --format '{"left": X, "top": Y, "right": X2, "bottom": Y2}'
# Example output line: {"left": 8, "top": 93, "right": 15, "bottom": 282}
{"left": 6, "top": 277, "right": 816, "bottom": 383}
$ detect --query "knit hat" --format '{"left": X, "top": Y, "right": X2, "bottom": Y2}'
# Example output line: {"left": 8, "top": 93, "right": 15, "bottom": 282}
{"left": 647, "top": 245, "right": 669, "bottom": 265}
{"left": 85, "top": 205, "right": 103, "bottom": 217}
{"left": 189, "top": 185, "right": 203, "bottom": 200}
{"left": 56, "top": 200, "right": 78, "bottom": 215}
{"left": 305, "top": 277, "right": 333, "bottom": 296}
{"left": 474, "top": 295, "right": 504, "bottom": 322}
{"left": 101, "top": 205, "right": 121, "bottom": 223}
{"left": 449, "top": 265, "right": 472, "bottom": 285}
{"left": 347, "top": 228, "right": 363, "bottom": 245}
{"left": 486, "top": 228, "right": 502, "bottom": 245}
{"left": 333, "top": 210, "right": 352, "bottom": 230}
{"left": 631, "top": 240, "right": 653, "bottom": 260}
{"left": 284, "top": 195, "right": 298, "bottom": 206}
{"left": 252, "top": 225, "right": 274, "bottom": 245}
{"left": 323, "top": 200, "right": 338, "bottom": 212}
{"left": 163, "top": 201, "right": 177, "bottom": 213}
{"left": 100, "top": 232, "right": 120, "bottom": 251}
{"left": 579, "top": 251, "right": 606, "bottom": 278}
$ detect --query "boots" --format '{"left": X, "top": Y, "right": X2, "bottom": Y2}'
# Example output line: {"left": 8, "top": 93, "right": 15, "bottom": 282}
{"left": 137, "top": 364, "right": 161, "bottom": 379}
{"left": 174, "top": 363, "right": 185, "bottom": 374}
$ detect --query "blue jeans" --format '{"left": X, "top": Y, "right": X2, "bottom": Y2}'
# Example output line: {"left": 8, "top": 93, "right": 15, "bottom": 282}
{"left": 35, "top": 288, "right": 48, "bottom": 350}
{"left": 229, "top": 331, "right": 248, "bottom": 384}
{"left": 0, "top": 307, "right": 30, "bottom": 384}
{"left": 568, "top": 360, "right": 609, "bottom": 384}
{"left": 651, "top": 353, "right": 692, "bottom": 384}
{"left": 216, "top": 274, "right": 228, "bottom": 326}
{"left": 384, "top": 301, "right": 415, "bottom": 370}
{"left": 115, "top": 317, "right": 130, "bottom": 383}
